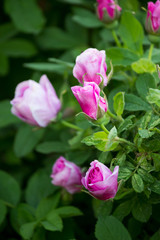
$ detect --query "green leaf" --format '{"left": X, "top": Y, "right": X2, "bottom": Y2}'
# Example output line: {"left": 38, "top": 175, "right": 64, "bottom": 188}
{"left": 118, "top": 167, "right": 132, "bottom": 181}
{"left": 20, "top": 221, "right": 38, "bottom": 240}
{"left": 150, "top": 229, "right": 160, "bottom": 240}
{"left": 125, "top": 94, "right": 151, "bottom": 111}
{"left": 132, "top": 58, "right": 156, "bottom": 74}
{"left": 0, "top": 200, "right": 7, "bottom": 225}
{"left": 150, "top": 180, "right": 160, "bottom": 194}
{"left": 66, "top": 150, "right": 91, "bottom": 165}
{"left": 151, "top": 153, "right": 160, "bottom": 171}
{"left": 93, "top": 200, "right": 113, "bottom": 218}
{"left": 137, "top": 168, "right": 154, "bottom": 183}
{"left": 37, "top": 27, "right": 83, "bottom": 50}
{"left": 136, "top": 73, "right": 156, "bottom": 100}
{"left": 132, "top": 200, "right": 152, "bottom": 222}
{"left": 0, "top": 100, "right": 20, "bottom": 128}
{"left": 24, "top": 62, "right": 67, "bottom": 74}
{"left": 118, "top": 115, "right": 135, "bottom": 133}
{"left": 95, "top": 215, "right": 131, "bottom": 240}
{"left": 10, "top": 204, "right": 35, "bottom": 233}
{"left": 0, "top": 170, "right": 21, "bottom": 206}
{"left": 14, "top": 124, "right": 44, "bottom": 157}
{"left": 113, "top": 200, "right": 133, "bottom": 221}
{"left": 55, "top": 206, "right": 83, "bottom": 218}
{"left": 113, "top": 92, "right": 125, "bottom": 116}
{"left": 5, "top": 0, "right": 45, "bottom": 34}
{"left": 119, "top": 0, "right": 139, "bottom": 11}
{"left": 36, "top": 193, "right": 60, "bottom": 220}
{"left": 0, "top": 23, "right": 18, "bottom": 42}
{"left": 32, "top": 228, "right": 45, "bottom": 240}
{"left": 0, "top": 52, "right": 9, "bottom": 75}
{"left": 43, "top": 212, "right": 63, "bottom": 232}
{"left": 0, "top": 39, "right": 37, "bottom": 57}
{"left": 118, "top": 12, "right": 143, "bottom": 55}
{"left": 132, "top": 174, "right": 144, "bottom": 193}
{"left": 147, "top": 88, "right": 160, "bottom": 108}
{"left": 82, "top": 128, "right": 118, "bottom": 152}
{"left": 138, "top": 129, "right": 154, "bottom": 139}
{"left": 106, "top": 47, "right": 139, "bottom": 67}
{"left": 25, "top": 170, "right": 55, "bottom": 208}
{"left": 72, "top": 8, "right": 103, "bottom": 28}
{"left": 36, "top": 141, "right": 70, "bottom": 154}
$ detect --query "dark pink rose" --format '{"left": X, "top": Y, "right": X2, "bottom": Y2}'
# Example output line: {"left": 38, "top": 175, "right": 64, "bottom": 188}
{"left": 82, "top": 160, "right": 119, "bottom": 200}
{"left": 71, "top": 82, "right": 107, "bottom": 120}
{"left": 97, "top": 0, "right": 122, "bottom": 23}
{"left": 146, "top": 0, "right": 160, "bottom": 34}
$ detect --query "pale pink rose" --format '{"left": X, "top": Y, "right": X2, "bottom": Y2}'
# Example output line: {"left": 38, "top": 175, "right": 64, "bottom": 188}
{"left": 11, "top": 75, "right": 61, "bottom": 127}
{"left": 146, "top": 0, "right": 160, "bottom": 34}
{"left": 51, "top": 156, "right": 82, "bottom": 194}
{"left": 97, "top": 0, "right": 122, "bottom": 23}
{"left": 82, "top": 160, "right": 119, "bottom": 200}
{"left": 73, "top": 48, "right": 108, "bottom": 87}
{"left": 71, "top": 82, "right": 107, "bottom": 120}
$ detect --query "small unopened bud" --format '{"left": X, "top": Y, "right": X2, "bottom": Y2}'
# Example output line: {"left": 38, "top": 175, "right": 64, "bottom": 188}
{"left": 97, "top": 0, "right": 122, "bottom": 24}
{"left": 145, "top": 0, "right": 160, "bottom": 35}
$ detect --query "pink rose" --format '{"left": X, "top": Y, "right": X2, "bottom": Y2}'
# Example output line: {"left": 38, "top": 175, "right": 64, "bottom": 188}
{"left": 11, "top": 75, "right": 61, "bottom": 127}
{"left": 73, "top": 48, "right": 108, "bottom": 87}
{"left": 146, "top": 0, "right": 160, "bottom": 34}
{"left": 71, "top": 82, "right": 107, "bottom": 120}
{"left": 97, "top": 0, "right": 122, "bottom": 23}
{"left": 51, "top": 156, "right": 82, "bottom": 194}
{"left": 82, "top": 160, "right": 119, "bottom": 200}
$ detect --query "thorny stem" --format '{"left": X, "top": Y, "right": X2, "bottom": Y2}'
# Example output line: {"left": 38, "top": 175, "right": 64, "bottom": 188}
{"left": 61, "top": 120, "right": 82, "bottom": 131}
{"left": 152, "top": 106, "right": 160, "bottom": 116}
{"left": 100, "top": 123, "right": 109, "bottom": 134}
{"left": 148, "top": 43, "right": 154, "bottom": 60}
{"left": 116, "top": 137, "right": 136, "bottom": 148}
{"left": 107, "top": 110, "right": 123, "bottom": 122}
{"left": 112, "top": 30, "right": 122, "bottom": 47}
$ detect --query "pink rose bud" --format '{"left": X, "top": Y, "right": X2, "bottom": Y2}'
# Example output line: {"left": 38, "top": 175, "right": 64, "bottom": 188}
{"left": 97, "top": 0, "right": 122, "bottom": 24}
{"left": 11, "top": 75, "right": 61, "bottom": 127}
{"left": 71, "top": 82, "right": 107, "bottom": 120}
{"left": 73, "top": 48, "right": 108, "bottom": 87}
{"left": 146, "top": 0, "right": 160, "bottom": 35}
{"left": 51, "top": 156, "right": 82, "bottom": 194}
{"left": 82, "top": 160, "right": 119, "bottom": 200}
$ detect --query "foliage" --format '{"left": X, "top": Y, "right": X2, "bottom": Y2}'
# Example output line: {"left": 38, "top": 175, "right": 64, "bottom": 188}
{"left": 0, "top": 0, "right": 160, "bottom": 239}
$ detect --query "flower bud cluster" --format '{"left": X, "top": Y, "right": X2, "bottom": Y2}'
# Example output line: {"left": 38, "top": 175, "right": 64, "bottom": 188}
{"left": 71, "top": 48, "right": 108, "bottom": 120}
{"left": 51, "top": 157, "right": 119, "bottom": 201}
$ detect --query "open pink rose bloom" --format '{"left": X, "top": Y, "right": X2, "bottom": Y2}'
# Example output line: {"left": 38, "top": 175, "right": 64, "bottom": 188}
{"left": 97, "top": 0, "right": 122, "bottom": 23}
{"left": 73, "top": 48, "right": 108, "bottom": 87}
{"left": 51, "top": 156, "right": 82, "bottom": 194}
{"left": 71, "top": 82, "right": 107, "bottom": 120}
{"left": 82, "top": 160, "right": 119, "bottom": 200}
{"left": 146, "top": 0, "right": 160, "bottom": 34}
{"left": 11, "top": 75, "right": 61, "bottom": 127}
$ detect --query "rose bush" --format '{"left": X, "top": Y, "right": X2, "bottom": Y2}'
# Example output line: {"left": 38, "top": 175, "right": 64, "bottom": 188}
{"left": 1, "top": 0, "right": 160, "bottom": 239}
